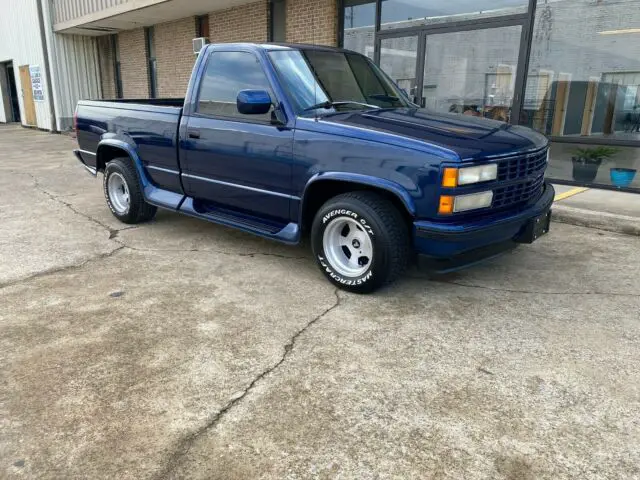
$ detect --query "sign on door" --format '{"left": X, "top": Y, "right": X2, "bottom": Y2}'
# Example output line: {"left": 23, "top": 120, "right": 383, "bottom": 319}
{"left": 29, "top": 65, "right": 44, "bottom": 102}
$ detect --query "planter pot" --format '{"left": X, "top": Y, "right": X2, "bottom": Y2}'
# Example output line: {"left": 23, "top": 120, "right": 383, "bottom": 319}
{"left": 610, "top": 168, "right": 637, "bottom": 188}
{"left": 571, "top": 157, "right": 601, "bottom": 183}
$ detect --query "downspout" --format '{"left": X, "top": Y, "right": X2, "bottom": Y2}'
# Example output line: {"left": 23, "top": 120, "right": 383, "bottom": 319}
{"left": 36, "top": 0, "right": 58, "bottom": 132}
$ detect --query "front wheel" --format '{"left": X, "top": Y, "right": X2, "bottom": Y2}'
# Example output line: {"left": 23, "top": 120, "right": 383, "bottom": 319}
{"left": 311, "top": 192, "right": 410, "bottom": 293}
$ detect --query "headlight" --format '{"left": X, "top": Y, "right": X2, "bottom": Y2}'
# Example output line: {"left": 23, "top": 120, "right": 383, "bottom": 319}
{"left": 442, "top": 164, "right": 498, "bottom": 187}
{"left": 458, "top": 164, "right": 498, "bottom": 185}
{"left": 454, "top": 191, "right": 493, "bottom": 212}
{"left": 438, "top": 191, "right": 493, "bottom": 214}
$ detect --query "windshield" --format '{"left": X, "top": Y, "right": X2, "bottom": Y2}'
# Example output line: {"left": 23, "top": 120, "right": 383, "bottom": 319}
{"left": 268, "top": 49, "right": 411, "bottom": 114}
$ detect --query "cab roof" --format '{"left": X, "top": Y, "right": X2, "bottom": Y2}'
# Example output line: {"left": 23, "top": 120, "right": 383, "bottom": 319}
{"left": 209, "top": 42, "right": 356, "bottom": 54}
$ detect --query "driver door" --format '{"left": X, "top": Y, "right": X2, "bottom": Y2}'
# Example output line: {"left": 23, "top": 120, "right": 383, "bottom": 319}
{"left": 180, "top": 50, "right": 294, "bottom": 223}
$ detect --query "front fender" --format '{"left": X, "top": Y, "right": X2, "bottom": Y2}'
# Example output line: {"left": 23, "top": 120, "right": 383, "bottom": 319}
{"left": 303, "top": 172, "right": 417, "bottom": 216}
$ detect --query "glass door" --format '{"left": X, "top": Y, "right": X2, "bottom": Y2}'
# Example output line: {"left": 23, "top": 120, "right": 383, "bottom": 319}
{"left": 421, "top": 25, "right": 523, "bottom": 121}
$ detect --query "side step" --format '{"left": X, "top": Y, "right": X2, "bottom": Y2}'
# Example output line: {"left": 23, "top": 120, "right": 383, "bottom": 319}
{"left": 178, "top": 198, "right": 300, "bottom": 244}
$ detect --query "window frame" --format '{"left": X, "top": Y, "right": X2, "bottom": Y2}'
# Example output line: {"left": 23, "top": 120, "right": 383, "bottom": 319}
{"left": 144, "top": 26, "right": 157, "bottom": 99}
{"left": 192, "top": 50, "right": 281, "bottom": 125}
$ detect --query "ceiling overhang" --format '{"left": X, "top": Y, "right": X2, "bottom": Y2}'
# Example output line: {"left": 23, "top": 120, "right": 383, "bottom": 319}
{"left": 54, "top": 0, "right": 258, "bottom": 35}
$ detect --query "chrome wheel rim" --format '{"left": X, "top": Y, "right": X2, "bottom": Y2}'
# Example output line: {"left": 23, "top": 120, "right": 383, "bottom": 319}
{"left": 323, "top": 217, "right": 373, "bottom": 277}
{"left": 107, "top": 172, "right": 130, "bottom": 215}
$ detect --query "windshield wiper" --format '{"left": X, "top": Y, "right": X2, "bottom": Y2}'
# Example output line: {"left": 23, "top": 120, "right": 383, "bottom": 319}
{"left": 302, "top": 100, "right": 381, "bottom": 113}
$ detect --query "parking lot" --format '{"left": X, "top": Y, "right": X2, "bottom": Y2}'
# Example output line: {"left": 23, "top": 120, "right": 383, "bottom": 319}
{"left": 1, "top": 125, "right": 639, "bottom": 479}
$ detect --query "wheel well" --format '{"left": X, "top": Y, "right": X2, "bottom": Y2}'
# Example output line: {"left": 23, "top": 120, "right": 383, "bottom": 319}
{"left": 96, "top": 145, "right": 131, "bottom": 172}
{"left": 301, "top": 180, "right": 414, "bottom": 234}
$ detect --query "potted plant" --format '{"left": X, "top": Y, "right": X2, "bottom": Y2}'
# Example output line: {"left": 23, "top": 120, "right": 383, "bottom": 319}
{"left": 571, "top": 146, "right": 619, "bottom": 183}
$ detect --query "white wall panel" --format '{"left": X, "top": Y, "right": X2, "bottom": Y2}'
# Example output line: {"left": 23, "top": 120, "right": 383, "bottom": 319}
{"left": 0, "top": 0, "right": 52, "bottom": 129}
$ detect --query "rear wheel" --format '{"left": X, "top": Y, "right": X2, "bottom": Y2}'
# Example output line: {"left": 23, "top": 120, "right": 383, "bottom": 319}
{"left": 311, "top": 192, "right": 410, "bottom": 293}
{"left": 103, "top": 157, "right": 157, "bottom": 224}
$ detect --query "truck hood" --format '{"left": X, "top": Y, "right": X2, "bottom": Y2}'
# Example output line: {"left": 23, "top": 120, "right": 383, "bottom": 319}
{"left": 323, "top": 108, "right": 548, "bottom": 161}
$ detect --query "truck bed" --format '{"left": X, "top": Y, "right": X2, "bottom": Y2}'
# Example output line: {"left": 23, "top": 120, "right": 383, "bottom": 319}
{"left": 75, "top": 98, "right": 185, "bottom": 194}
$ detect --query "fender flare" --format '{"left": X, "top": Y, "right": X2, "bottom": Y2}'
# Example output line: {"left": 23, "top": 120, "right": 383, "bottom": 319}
{"left": 301, "top": 172, "right": 417, "bottom": 218}
{"left": 96, "top": 139, "right": 151, "bottom": 189}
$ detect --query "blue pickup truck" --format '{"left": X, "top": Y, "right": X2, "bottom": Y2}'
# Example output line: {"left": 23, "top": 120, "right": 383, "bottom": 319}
{"left": 74, "top": 43, "right": 553, "bottom": 293}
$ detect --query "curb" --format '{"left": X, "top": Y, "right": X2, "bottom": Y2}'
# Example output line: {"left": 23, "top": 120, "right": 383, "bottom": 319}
{"left": 552, "top": 204, "right": 640, "bottom": 236}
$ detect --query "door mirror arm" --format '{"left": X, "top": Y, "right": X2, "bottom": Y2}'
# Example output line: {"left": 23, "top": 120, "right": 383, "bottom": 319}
{"left": 271, "top": 103, "right": 287, "bottom": 126}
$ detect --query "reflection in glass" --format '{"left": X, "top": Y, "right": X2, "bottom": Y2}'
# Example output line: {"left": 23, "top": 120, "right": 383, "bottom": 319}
{"left": 524, "top": 0, "right": 640, "bottom": 141}
{"left": 547, "top": 142, "right": 640, "bottom": 190}
{"left": 380, "top": 36, "right": 418, "bottom": 101}
{"left": 421, "top": 26, "right": 522, "bottom": 121}
{"left": 343, "top": 0, "right": 376, "bottom": 57}
{"left": 380, "top": 0, "right": 528, "bottom": 30}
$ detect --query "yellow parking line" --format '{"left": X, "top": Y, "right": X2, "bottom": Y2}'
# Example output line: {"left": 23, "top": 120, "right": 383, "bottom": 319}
{"left": 554, "top": 187, "right": 589, "bottom": 202}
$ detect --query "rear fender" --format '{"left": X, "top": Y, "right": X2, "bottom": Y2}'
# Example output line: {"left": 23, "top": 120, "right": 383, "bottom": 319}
{"left": 96, "top": 139, "right": 184, "bottom": 210}
{"left": 96, "top": 139, "right": 151, "bottom": 189}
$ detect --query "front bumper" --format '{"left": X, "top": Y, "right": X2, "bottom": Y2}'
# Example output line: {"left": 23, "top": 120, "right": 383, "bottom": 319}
{"left": 413, "top": 182, "right": 554, "bottom": 271}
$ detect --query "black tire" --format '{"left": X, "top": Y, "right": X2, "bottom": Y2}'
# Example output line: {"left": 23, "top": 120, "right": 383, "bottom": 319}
{"left": 103, "top": 157, "right": 157, "bottom": 224}
{"left": 311, "top": 191, "right": 410, "bottom": 293}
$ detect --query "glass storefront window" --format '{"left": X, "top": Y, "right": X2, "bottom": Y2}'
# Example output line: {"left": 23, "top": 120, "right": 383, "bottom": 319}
{"left": 339, "top": 0, "right": 640, "bottom": 190}
{"left": 379, "top": 36, "right": 418, "bottom": 99}
{"left": 380, "top": 0, "right": 528, "bottom": 30}
{"left": 422, "top": 26, "right": 522, "bottom": 120}
{"left": 547, "top": 142, "right": 640, "bottom": 190}
{"left": 343, "top": 0, "right": 376, "bottom": 58}
{"left": 523, "top": 0, "right": 640, "bottom": 141}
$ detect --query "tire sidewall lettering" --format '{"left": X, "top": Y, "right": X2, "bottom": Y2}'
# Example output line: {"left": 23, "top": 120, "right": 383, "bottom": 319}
{"left": 318, "top": 255, "right": 374, "bottom": 286}
{"left": 322, "top": 209, "right": 374, "bottom": 236}
{"left": 318, "top": 210, "right": 376, "bottom": 285}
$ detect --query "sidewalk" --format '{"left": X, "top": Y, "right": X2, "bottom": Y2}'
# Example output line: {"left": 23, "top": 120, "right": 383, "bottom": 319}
{"left": 552, "top": 184, "right": 640, "bottom": 235}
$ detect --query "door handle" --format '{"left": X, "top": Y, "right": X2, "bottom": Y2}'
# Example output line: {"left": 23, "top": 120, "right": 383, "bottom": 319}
{"left": 188, "top": 128, "right": 200, "bottom": 139}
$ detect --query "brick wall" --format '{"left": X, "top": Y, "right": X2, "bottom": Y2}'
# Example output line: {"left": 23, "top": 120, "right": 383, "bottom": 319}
{"left": 97, "top": 35, "right": 116, "bottom": 99}
{"left": 155, "top": 17, "right": 197, "bottom": 97}
{"left": 104, "top": 0, "right": 338, "bottom": 99}
{"left": 118, "top": 28, "right": 149, "bottom": 98}
{"left": 286, "top": 0, "right": 337, "bottom": 46}
{"left": 208, "top": 1, "right": 268, "bottom": 43}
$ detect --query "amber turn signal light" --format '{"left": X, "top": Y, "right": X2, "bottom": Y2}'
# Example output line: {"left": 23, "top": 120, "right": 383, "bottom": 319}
{"left": 442, "top": 168, "right": 458, "bottom": 187}
{"left": 438, "top": 195, "right": 454, "bottom": 215}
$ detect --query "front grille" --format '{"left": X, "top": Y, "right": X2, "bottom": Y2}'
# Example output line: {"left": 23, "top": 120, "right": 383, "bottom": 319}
{"left": 493, "top": 173, "right": 545, "bottom": 209}
{"left": 496, "top": 148, "right": 547, "bottom": 181}
{"left": 491, "top": 147, "right": 548, "bottom": 210}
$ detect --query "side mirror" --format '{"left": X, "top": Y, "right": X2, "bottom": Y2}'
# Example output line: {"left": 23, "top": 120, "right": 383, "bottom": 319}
{"left": 237, "top": 89, "right": 272, "bottom": 115}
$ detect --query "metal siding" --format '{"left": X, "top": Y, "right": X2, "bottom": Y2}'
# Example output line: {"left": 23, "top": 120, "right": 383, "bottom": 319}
{"left": 51, "top": 33, "right": 101, "bottom": 129}
{"left": 53, "top": 0, "right": 132, "bottom": 24}
{"left": 31, "top": 0, "right": 100, "bottom": 130}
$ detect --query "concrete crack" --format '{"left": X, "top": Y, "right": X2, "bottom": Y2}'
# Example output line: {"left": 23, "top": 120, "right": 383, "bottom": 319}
{"left": 421, "top": 277, "right": 640, "bottom": 298}
{"left": 14, "top": 170, "right": 126, "bottom": 240}
{"left": 115, "top": 242, "right": 307, "bottom": 260}
{"left": 154, "top": 288, "right": 342, "bottom": 480}
{"left": 0, "top": 246, "right": 125, "bottom": 290}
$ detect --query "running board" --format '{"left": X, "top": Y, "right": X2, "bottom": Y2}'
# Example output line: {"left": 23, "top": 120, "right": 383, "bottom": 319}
{"left": 178, "top": 197, "right": 300, "bottom": 243}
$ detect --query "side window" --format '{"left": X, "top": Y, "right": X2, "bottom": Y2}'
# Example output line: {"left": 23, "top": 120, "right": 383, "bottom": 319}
{"left": 197, "top": 51, "right": 274, "bottom": 121}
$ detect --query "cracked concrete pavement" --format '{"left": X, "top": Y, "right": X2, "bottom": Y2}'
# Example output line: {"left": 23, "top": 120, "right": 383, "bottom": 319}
{"left": 1, "top": 125, "right": 640, "bottom": 479}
